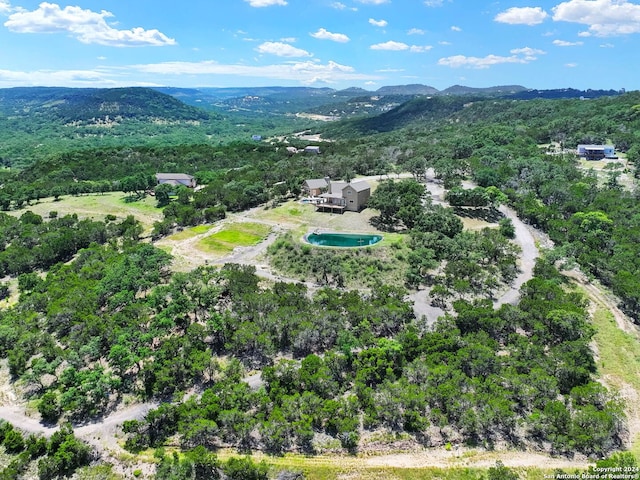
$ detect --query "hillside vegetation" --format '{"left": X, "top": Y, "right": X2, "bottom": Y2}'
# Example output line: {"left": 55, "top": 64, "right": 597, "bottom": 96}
{"left": 1, "top": 86, "right": 640, "bottom": 478}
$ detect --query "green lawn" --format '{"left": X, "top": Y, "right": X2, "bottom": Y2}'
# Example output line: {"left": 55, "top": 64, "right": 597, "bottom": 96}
{"left": 167, "top": 224, "right": 214, "bottom": 241}
{"left": 589, "top": 298, "right": 640, "bottom": 458}
{"left": 197, "top": 222, "right": 271, "bottom": 254}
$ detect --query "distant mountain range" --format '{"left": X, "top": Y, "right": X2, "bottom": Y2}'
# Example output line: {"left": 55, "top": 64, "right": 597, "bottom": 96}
{"left": 0, "top": 84, "right": 627, "bottom": 127}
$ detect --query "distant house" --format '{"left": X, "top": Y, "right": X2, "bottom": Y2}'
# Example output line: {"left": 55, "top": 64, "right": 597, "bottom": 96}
{"left": 156, "top": 173, "right": 197, "bottom": 188}
{"left": 252, "top": 135, "right": 262, "bottom": 141}
{"left": 304, "top": 146, "right": 321, "bottom": 154}
{"left": 301, "top": 178, "right": 328, "bottom": 196}
{"left": 317, "top": 179, "right": 371, "bottom": 213}
{"left": 577, "top": 144, "right": 616, "bottom": 160}
{"left": 286, "top": 146, "right": 299, "bottom": 155}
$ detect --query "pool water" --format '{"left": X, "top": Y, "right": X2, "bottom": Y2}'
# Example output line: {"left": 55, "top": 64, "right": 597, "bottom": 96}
{"left": 306, "top": 232, "right": 383, "bottom": 247}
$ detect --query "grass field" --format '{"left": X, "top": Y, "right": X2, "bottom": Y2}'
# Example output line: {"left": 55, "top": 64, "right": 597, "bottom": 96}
{"left": 8, "top": 192, "right": 163, "bottom": 232}
{"left": 197, "top": 222, "right": 271, "bottom": 254}
{"left": 589, "top": 297, "right": 640, "bottom": 458}
{"left": 166, "top": 224, "right": 213, "bottom": 241}
{"left": 212, "top": 450, "right": 583, "bottom": 480}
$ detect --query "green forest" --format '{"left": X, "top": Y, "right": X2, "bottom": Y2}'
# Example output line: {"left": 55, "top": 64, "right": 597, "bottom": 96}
{"left": 1, "top": 86, "right": 640, "bottom": 479}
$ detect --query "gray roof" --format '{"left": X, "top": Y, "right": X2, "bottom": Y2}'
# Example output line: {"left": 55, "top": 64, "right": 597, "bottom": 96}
{"left": 343, "top": 181, "right": 370, "bottom": 192}
{"left": 156, "top": 173, "right": 195, "bottom": 181}
{"left": 304, "top": 178, "right": 328, "bottom": 189}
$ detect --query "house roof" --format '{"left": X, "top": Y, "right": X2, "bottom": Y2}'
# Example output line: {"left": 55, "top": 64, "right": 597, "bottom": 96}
{"left": 156, "top": 173, "right": 195, "bottom": 181}
{"left": 343, "top": 181, "right": 370, "bottom": 192}
{"left": 320, "top": 192, "right": 343, "bottom": 199}
{"left": 578, "top": 144, "right": 614, "bottom": 150}
{"left": 304, "top": 178, "right": 328, "bottom": 189}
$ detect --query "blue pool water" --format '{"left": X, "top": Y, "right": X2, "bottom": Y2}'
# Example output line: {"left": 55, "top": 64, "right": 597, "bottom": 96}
{"left": 306, "top": 232, "right": 382, "bottom": 247}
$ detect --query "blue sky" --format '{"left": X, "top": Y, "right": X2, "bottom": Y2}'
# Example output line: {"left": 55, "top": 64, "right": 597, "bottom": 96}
{"left": 0, "top": 0, "right": 638, "bottom": 91}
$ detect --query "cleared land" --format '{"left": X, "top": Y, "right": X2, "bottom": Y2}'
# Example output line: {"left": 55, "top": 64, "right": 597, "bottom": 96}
{"left": 7, "top": 192, "right": 163, "bottom": 233}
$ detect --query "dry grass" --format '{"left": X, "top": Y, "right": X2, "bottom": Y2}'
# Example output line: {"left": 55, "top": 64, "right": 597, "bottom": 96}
{"left": 7, "top": 193, "right": 163, "bottom": 233}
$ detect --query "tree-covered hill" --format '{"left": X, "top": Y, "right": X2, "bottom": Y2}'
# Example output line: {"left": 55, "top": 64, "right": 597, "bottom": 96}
{"left": 0, "top": 86, "right": 210, "bottom": 122}
{"left": 0, "top": 86, "right": 318, "bottom": 167}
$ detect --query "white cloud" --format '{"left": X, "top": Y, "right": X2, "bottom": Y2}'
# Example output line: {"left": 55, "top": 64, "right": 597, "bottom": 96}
{"left": 331, "top": 1, "right": 357, "bottom": 10}
{"left": 410, "top": 45, "right": 433, "bottom": 52}
{"left": 553, "top": 39, "right": 584, "bottom": 46}
{"left": 510, "top": 46, "right": 546, "bottom": 59}
{"left": 370, "top": 41, "right": 432, "bottom": 52}
{"left": 244, "top": 0, "right": 287, "bottom": 7}
{"left": 369, "top": 18, "right": 387, "bottom": 27}
{"left": 0, "top": 67, "right": 121, "bottom": 87}
{"left": 256, "top": 41, "right": 312, "bottom": 57}
{"left": 450, "top": 25, "right": 461, "bottom": 31}
{"left": 438, "top": 54, "right": 526, "bottom": 68}
{"left": 408, "top": 28, "right": 425, "bottom": 35}
{"left": 495, "top": 6, "right": 549, "bottom": 25}
{"left": 439, "top": 40, "right": 451, "bottom": 45}
{"left": 565, "top": 63, "right": 578, "bottom": 67}
{"left": 438, "top": 47, "right": 544, "bottom": 69}
{"left": 600, "top": 42, "right": 614, "bottom": 47}
{"left": 0, "top": 59, "right": 381, "bottom": 88}
{"left": 371, "top": 40, "right": 408, "bottom": 50}
{"left": 310, "top": 28, "right": 350, "bottom": 42}
{"left": 357, "top": 0, "right": 389, "bottom": 4}
{"left": 0, "top": 0, "right": 11, "bottom": 14}
{"left": 376, "top": 68, "right": 405, "bottom": 72}
{"left": 424, "top": 0, "right": 444, "bottom": 6}
{"left": 280, "top": 37, "right": 297, "bottom": 43}
{"left": 552, "top": 0, "right": 640, "bottom": 36}
{"left": 132, "top": 59, "right": 379, "bottom": 85}
{"left": 4, "top": 2, "right": 176, "bottom": 46}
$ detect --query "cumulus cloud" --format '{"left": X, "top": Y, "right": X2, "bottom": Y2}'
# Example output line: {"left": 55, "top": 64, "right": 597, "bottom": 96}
{"left": 424, "top": 0, "right": 444, "bottom": 6}
{"left": 511, "top": 46, "right": 546, "bottom": 59}
{"left": 256, "top": 41, "right": 312, "bottom": 57}
{"left": 552, "top": 0, "right": 640, "bottom": 36}
{"left": 451, "top": 25, "right": 461, "bottom": 31}
{"left": 495, "top": 6, "right": 549, "bottom": 25}
{"left": 370, "top": 40, "right": 432, "bottom": 52}
{"left": 244, "top": 0, "right": 287, "bottom": 7}
{"left": 369, "top": 18, "right": 387, "bottom": 27}
{"left": 565, "top": 63, "right": 578, "bottom": 67}
{"left": 310, "top": 28, "right": 350, "bottom": 42}
{"left": 408, "top": 28, "right": 425, "bottom": 35}
{"left": 553, "top": 39, "right": 584, "bottom": 46}
{"left": 438, "top": 47, "right": 544, "bottom": 69}
{"left": 356, "top": 0, "right": 389, "bottom": 4}
{"left": 4, "top": 2, "right": 176, "bottom": 46}
{"left": 0, "top": 0, "right": 11, "bottom": 14}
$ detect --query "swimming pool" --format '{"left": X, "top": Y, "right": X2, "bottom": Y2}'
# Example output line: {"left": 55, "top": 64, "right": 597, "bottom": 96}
{"left": 306, "top": 232, "right": 383, "bottom": 247}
